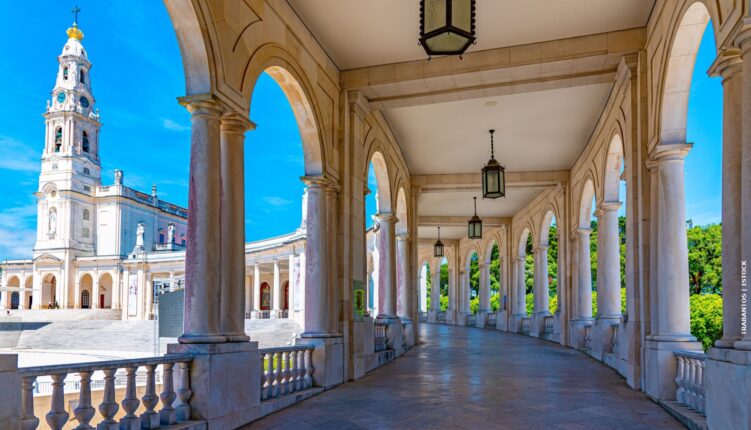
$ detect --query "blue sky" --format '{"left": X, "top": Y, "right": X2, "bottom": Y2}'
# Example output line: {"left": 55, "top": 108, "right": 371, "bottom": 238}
{"left": 0, "top": 4, "right": 721, "bottom": 259}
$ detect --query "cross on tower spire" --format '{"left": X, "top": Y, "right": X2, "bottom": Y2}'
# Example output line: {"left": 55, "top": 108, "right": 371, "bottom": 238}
{"left": 71, "top": 5, "right": 81, "bottom": 25}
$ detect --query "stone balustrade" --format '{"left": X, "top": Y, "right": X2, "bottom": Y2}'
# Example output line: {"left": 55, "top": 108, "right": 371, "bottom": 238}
{"left": 543, "top": 316, "right": 554, "bottom": 338}
{"left": 374, "top": 321, "right": 388, "bottom": 352}
{"left": 487, "top": 313, "right": 497, "bottom": 328}
{"left": 583, "top": 324, "right": 592, "bottom": 351}
{"left": 418, "top": 312, "right": 427, "bottom": 322}
{"left": 521, "top": 317, "right": 531, "bottom": 335}
{"left": 610, "top": 323, "right": 620, "bottom": 356}
{"left": 674, "top": 350, "right": 707, "bottom": 415}
{"left": 19, "top": 355, "right": 194, "bottom": 430}
{"left": 437, "top": 311, "right": 446, "bottom": 323}
{"left": 259, "top": 345, "right": 314, "bottom": 402}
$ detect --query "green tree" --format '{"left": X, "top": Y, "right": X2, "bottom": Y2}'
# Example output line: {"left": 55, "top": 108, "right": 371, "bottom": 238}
{"left": 687, "top": 224, "right": 722, "bottom": 294}
{"left": 690, "top": 294, "right": 723, "bottom": 351}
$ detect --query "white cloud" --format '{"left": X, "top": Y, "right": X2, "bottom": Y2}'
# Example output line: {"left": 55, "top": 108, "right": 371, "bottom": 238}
{"left": 0, "top": 135, "right": 40, "bottom": 173}
{"left": 262, "top": 196, "right": 292, "bottom": 207}
{"left": 162, "top": 119, "right": 190, "bottom": 132}
{"left": 0, "top": 203, "right": 37, "bottom": 260}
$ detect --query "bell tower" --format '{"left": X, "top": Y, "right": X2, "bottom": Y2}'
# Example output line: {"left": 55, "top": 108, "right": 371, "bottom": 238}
{"left": 35, "top": 11, "right": 100, "bottom": 254}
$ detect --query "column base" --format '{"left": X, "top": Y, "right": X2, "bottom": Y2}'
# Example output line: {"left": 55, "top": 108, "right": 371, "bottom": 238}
{"left": 167, "top": 341, "right": 260, "bottom": 429}
{"left": 512, "top": 313, "right": 527, "bottom": 333}
{"left": 223, "top": 332, "right": 250, "bottom": 342}
{"left": 569, "top": 318, "right": 594, "bottom": 349}
{"left": 296, "top": 335, "right": 344, "bottom": 389}
{"left": 476, "top": 310, "right": 489, "bottom": 328}
{"left": 270, "top": 310, "right": 284, "bottom": 319}
{"left": 495, "top": 311, "right": 508, "bottom": 331}
{"left": 177, "top": 333, "right": 227, "bottom": 344}
{"left": 531, "top": 311, "right": 551, "bottom": 338}
{"left": 591, "top": 316, "right": 621, "bottom": 360}
{"left": 734, "top": 340, "right": 751, "bottom": 350}
{"left": 401, "top": 317, "right": 415, "bottom": 347}
{"left": 644, "top": 339, "right": 703, "bottom": 401}
{"left": 705, "top": 347, "right": 751, "bottom": 429}
{"left": 427, "top": 310, "right": 437, "bottom": 323}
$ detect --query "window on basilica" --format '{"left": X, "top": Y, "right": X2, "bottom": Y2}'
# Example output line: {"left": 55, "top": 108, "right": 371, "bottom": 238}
{"left": 82, "top": 227, "right": 89, "bottom": 238}
{"left": 80, "top": 70, "right": 85, "bottom": 84}
{"left": 83, "top": 209, "right": 90, "bottom": 220}
{"left": 82, "top": 131, "right": 89, "bottom": 152}
{"left": 54, "top": 128, "right": 62, "bottom": 152}
{"left": 63, "top": 67, "right": 68, "bottom": 80}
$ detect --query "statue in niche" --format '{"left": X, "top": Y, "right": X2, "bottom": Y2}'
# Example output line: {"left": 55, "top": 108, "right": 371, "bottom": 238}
{"left": 48, "top": 209, "right": 57, "bottom": 237}
{"left": 167, "top": 223, "right": 176, "bottom": 243}
{"left": 134, "top": 222, "right": 146, "bottom": 251}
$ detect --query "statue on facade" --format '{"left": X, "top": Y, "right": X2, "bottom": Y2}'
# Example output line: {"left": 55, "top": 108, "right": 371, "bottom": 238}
{"left": 167, "top": 223, "right": 176, "bottom": 244}
{"left": 114, "top": 169, "right": 123, "bottom": 185}
{"left": 48, "top": 209, "right": 57, "bottom": 237}
{"left": 134, "top": 222, "right": 146, "bottom": 253}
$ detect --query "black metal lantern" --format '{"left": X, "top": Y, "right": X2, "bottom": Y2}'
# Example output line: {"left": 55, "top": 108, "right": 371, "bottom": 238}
{"left": 468, "top": 197, "right": 482, "bottom": 239}
{"left": 481, "top": 129, "right": 505, "bottom": 199}
{"left": 419, "top": 0, "right": 476, "bottom": 57}
{"left": 433, "top": 227, "right": 444, "bottom": 257}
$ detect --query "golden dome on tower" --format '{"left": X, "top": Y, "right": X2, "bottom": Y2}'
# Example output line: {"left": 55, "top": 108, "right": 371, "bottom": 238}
{"left": 66, "top": 23, "right": 84, "bottom": 41}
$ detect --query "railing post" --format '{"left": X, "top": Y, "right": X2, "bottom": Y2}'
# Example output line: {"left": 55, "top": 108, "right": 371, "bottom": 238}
{"left": 45, "top": 373, "right": 69, "bottom": 430}
{"left": 159, "top": 362, "right": 177, "bottom": 425}
{"left": 281, "top": 351, "right": 290, "bottom": 396}
{"left": 140, "top": 364, "right": 160, "bottom": 429}
{"left": 675, "top": 355, "right": 686, "bottom": 404}
{"left": 273, "top": 352, "right": 283, "bottom": 397}
{"left": 73, "top": 370, "right": 95, "bottom": 430}
{"left": 304, "top": 348, "right": 313, "bottom": 388}
{"left": 21, "top": 376, "right": 39, "bottom": 430}
{"left": 119, "top": 366, "right": 140, "bottom": 430}
{"left": 175, "top": 361, "right": 193, "bottom": 421}
{"left": 264, "top": 352, "right": 274, "bottom": 399}
{"left": 96, "top": 368, "right": 119, "bottom": 430}
{"left": 289, "top": 350, "right": 298, "bottom": 393}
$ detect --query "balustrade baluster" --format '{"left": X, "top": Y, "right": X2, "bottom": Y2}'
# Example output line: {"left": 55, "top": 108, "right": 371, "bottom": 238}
{"left": 119, "top": 366, "right": 140, "bottom": 430}
{"left": 687, "top": 358, "right": 697, "bottom": 410}
{"left": 21, "top": 375, "right": 39, "bottom": 430}
{"left": 304, "top": 348, "right": 313, "bottom": 388}
{"left": 160, "top": 362, "right": 177, "bottom": 425}
{"left": 288, "top": 349, "right": 298, "bottom": 393}
{"left": 273, "top": 352, "right": 283, "bottom": 398}
{"left": 140, "top": 364, "right": 160, "bottom": 429}
{"left": 696, "top": 359, "right": 705, "bottom": 414}
{"left": 97, "top": 368, "right": 119, "bottom": 430}
{"left": 265, "top": 353, "right": 274, "bottom": 399}
{"left": 675, "top": 356, "right": 686, "bottom": 404}
{"left": 74, "top": 370, "right": 95, "bottom": 429}
{"left": 45, "top": 373, "right": 69, "bottom": 430}
{"left": 175, "top": 361, "right": 193, "bottom": 421}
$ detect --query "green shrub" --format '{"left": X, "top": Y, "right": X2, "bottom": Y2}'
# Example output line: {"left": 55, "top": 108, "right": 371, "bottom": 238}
{"left": 690, "top": 293, "right": 723, "bottom": 351}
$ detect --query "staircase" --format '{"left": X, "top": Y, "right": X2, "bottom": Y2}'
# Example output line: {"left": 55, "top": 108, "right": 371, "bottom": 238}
{"left": 245, "top": 318, "right": 302, "bottom": 348}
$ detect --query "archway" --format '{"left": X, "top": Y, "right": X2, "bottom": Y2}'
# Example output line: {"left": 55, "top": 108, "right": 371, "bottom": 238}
{"left": 483, "top": 241, "right": 501, "bottom": 314}
{"left": 539, "top": 211, "right": 558, "bottom": 316}
{"left": 260, "top": 282, "right": 271, "bottom": 312}
{"left": 467, "top": 251, "right": 479, "bottom": 314}
{"left": 98, "top": 273, "right": 113, "bottom": 309}
{"left": 24, "top": 277, "right": 33, "bottom": 309}
{"left": 42, "top": 274, "right": 58, "bottom": 309}
{"left": 6, "top": 277, "right": 20, "bottom": 309}
{"left": 79, "top": 274, "right": 93, "bottom": 309}
{"left": 577, "top": 179, "right": 597, "bottom": 321}
{"left": 366, "top": 151, "right": 396, "bottom": 319}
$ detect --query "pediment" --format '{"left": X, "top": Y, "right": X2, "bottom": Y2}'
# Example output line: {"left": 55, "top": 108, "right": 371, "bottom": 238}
{"left": 33, "top": 253, "right": 62, "bottom": 263}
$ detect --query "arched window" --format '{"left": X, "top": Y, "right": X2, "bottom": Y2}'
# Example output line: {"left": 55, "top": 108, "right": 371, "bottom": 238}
{"left": 81, "top": 290, "right": 90, "bottom": 309}
{"left": 63, "top": 67, "right": 68, "bottom": 80}
{"left": 80, "top": 70, "right": 86, "bottom": 84}
{"left": 10, "top": 292, "right": 19, "bottom": 310}
{"left": 83, "top": 167, "right": 90, "bottom": 175}
{"left": 83, "top": 209, "right": 90, "bottom": 220}
{"left": 82, "top": 227, "right": 89, "bottom": 238}
{"left": 54, "top": 128, "right": 62, "bottom": 152}
{"left": 82, "top": 131, "right": 89, "bottom": 153}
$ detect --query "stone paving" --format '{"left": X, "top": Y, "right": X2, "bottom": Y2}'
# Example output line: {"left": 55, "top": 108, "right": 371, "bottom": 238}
{"left": 247, "top": 323, "right": 684, "bottom": 429}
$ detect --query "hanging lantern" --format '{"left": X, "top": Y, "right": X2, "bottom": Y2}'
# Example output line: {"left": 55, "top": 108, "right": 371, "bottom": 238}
{"left": 433, "top": 227, "right": 444, "bottom": 257}
{"left": 482, "top": 129, "right": 505, "bottom": 199}
{"left": 419, "top": 0, "right": 476, "bottom": 57}
{"left": 468, "top": 197, "right": 482, "bottom": 239}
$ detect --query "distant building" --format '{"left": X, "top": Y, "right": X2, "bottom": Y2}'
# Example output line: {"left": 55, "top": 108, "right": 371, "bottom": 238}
{"left": 0, "top": 23, "right": 305, "bottom": 322}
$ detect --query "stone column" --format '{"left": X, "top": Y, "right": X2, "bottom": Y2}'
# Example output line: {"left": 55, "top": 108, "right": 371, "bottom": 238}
{"left": 300, "top": 177, "right": 330, "bottom": 337}
{"left": 431, "top": 263, "right": 441, "bottom": 311}
{"left": 219, "top": 112, "right": 251, "bottom": 342}
{"left": 272, "top": 260, "right": 282, "bottom": 318}
{"left": 375, "top": 213, "right": 398, "bottom": 318}
{"left": 479, "top": 264, "right": 490, "bottom": 312}
{"left": 396, "top": 234, "right": 410, "bottom": 319}
{"left": 576, "top": 229, "right": 593, "bottom": 319}
{"left": 710, "top": 50, "right": 743, "bottom": 348}
{"left": 288, "top": 252, "right": 296, "bottom": 317}
{"left": 324, "top": 184, "right": 340, "bottom": 334}
{"left": 178, "top": 98, "right": 226, "bottom": 344}
{"left": 534, "top": 246, "right": 550, "bottom": 315}
{"left": 652, "top": 145, "right": 694, "bottom": 340}
{"left": 735, "top": 27, "right": 751, "bottom": 351}
{"left": 244, "top": 274, "right": 252, "bottom": 319}
{"left": 598, "top": 202, "right": 622, "bottom": 319}
{"left": 515, "top": 256, "right": 526, "bottom": 317}
{"left": 74, "top": 278, "right": 81, "bottom": 309}
{"left": 92, "top": 278, "right": 100, "bottom": 309}
{"left": 252, "top": 264, "right": 261, "bottom": 319}
{"left": 419, "top": 264, "right": 427, "bottom": 312}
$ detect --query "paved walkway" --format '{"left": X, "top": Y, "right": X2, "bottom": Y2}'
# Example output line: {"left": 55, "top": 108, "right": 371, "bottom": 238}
{"left": 248, "top": 324, "right": 683, "bottom": 429}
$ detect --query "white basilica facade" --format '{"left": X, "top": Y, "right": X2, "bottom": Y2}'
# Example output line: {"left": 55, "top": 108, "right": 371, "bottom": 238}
{"left": 0, "top": 24, "right": 305, "bottom": 322}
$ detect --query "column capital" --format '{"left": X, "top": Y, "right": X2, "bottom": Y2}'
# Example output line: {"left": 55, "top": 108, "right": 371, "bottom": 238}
{"left": 178, "top": 94, "right": 223, "bottom": 117}
{"left": 598, "top": 201, "right": 621, "bottom": 212}
{"left": 301, "top": 175, "right": 335, "bottom": 189}
{"left": 648, "top": 143, "right": 692, "bottom": 164}
{"left": 576, "top": 228, "right": 592, "bottom": 237}
{"left": 396, "top": 233, "right": 410, "bottom": 241}
{"left": 534, "top": 245, "right": 549, "bottom": 253}
{"left": 220, "top": 111, "right": 255, "bottom": 133}
{"left": 708, "top": 48, "right": 742, "bottom": 81}
{"left": 593, "top": 208, "right": 604, "bottom": 218}
{"left": 374, "top": 212, "right": 398, "bottom": 224}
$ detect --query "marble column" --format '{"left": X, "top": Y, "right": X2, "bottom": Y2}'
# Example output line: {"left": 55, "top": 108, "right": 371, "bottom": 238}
{"left": 252, "top": 264, "right": 261, "bottom": 319}
{"left": 219, "top": 112, "right": 251, "bottom": 342}
{"left": 375, "top": 213, "right": 398, "bottom": 318}
{"left": 652, "top": 144, "right": 694, "bottom": 341}
{"left": 479, "top": 264, "right": 490, "bottom": 313}
{"left": 300, "top": 177, "right": 330, "bottom": 337}
{"left": 419, "top": 264, "right": 427, "bottom": 312}
{"left": 396, "top": 234, "right": 410, "bottom": 319}
{"left": 430, "top": 263, "right": 441, "bottom": 311}
{"left": 178, "top": 98, "right": 225, "bottom": 344}
{"left": 576, "top": 229, "right": 593, "bottom": 319}
{"left": 711, "top": 50, "right": 743, "bottom": 347}
{"left": 324, "top": 184, "right": 340, "bottom": 334}
{"left": 74, "top": 278, "right": 81, "bottom": 309}
{"left": 272, "top": 260, "right": 282, "bottom": 318}
{"left": 735, "top": 26, "right": 751, "bottom": 351}
{"left": 598, "top": 202, "right": 622, "bottom": 319}
{"left": 534, "top": 246, "right": 550, "bottom": 315}
{"left": 516, "top": 256, "right": 526, "bottom": 316}
{"left": 244, "top": 274, "right": 252, "bottom": 319}
{"left": 92, "top": 278, "right": 100, "bottom": 309}
{"left": 288, "top": 253, "right": 296, "bottom": 317}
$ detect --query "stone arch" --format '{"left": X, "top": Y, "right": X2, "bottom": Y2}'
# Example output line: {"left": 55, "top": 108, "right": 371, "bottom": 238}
{"left": 602, "top": 134, "right": 625, "bottom": 203}
{"left": 163, "top": 0, "right": 214, "bottom": 96}
{"left": 42, "top": 273, "right": 57, "bottom": 309}
{"left": 244, "top": 51, "right": 326, "bottom": 176}
{"left": 98, "top": 272, "right": 113, "bottom": 309}
{"left": 368, "top": 151, "right": 393, "bottom": 214}
{"left": 395, "top": 187, "right": 408, "bottom": 235}
{"left": 482, "top": 239, "right": 498, "bottom": 266}
{"left": 539, "top": 209, "right": 558, "bottom": 247}
{"left": 517, "top": 227, "right": 531, "bottom": 258}
{"left": 79, "top": 273, "right": 93, "bottom": 309}
{"left": 659, "top": 2, "right": 713, "bottom": 146}
{"left": 578, "top": 178, "right": 597, "bottom": 230}
{"left": 6, "top": 276, "right": 20, "bottom": 289}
